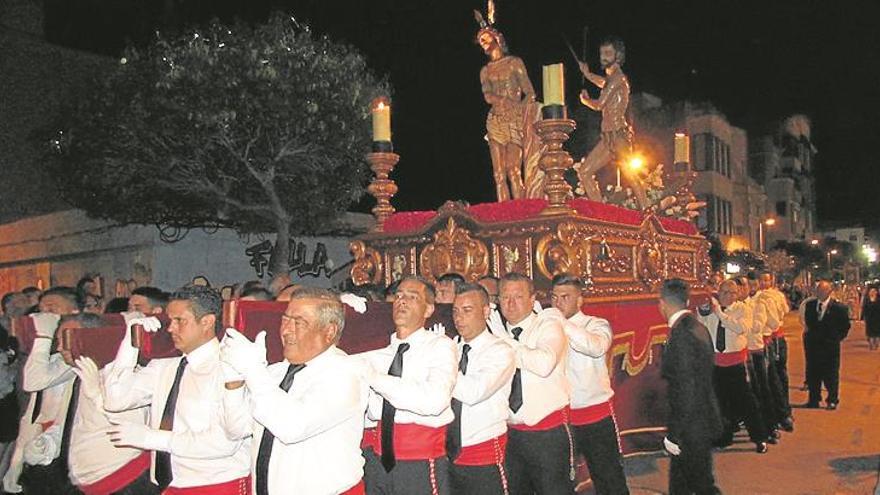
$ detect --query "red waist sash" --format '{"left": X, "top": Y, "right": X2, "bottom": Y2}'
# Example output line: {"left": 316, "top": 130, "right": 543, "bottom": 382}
{"left": 361, "top": 427, "right": 378, "bottom": 451}
{"left": 78, "top": 452, "right": 151, "bottom": 495}
{"left": 163, "top": 476, "right": 251, "bottom": 495}
{"left": 772, "top": 327, "right": 784, "bottom": 338}
{"left": 762, "top": 335, "right": 773, "bottom": 345}
{"left": 714, "top": 349, "right": 748, "bottom": 367}
{"left": 342, "top": 480, "right": 365, "bottom": 495}
{"left": 570, "top": 401, "right": 613, "bottom": 426}
{"left": 509, "top": 407, "right": 569, "bottom": 432}
{"left": 454, "top": 433, "right": 508, "bottom": 466}
{"left": 373, "top": 423, "right": 447, "bottom": 460}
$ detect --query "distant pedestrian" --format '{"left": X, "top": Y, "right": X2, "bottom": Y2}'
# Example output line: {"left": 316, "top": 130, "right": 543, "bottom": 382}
{"left": 861, "top": 286, "right": 880, "bottom": 350}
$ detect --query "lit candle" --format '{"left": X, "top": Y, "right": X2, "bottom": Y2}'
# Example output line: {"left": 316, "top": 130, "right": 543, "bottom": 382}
{"left": 542, "top": 63, "right": 565, "bottom": 106}
{"left": 371, "top": 97, "right": 391, "bottom": 143}
{"left": 674, "top": 131, "right": 690, "bottom": 165}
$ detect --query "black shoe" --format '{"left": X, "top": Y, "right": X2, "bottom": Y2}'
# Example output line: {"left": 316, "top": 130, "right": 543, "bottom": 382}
{"left": 755, "top": 442, "right": 769, "bottom": 454}
{"left": 804, "top": 402, "right": 820, "bottom": 409}
{"left": 780, "top": 417, "right": 794, "bottom": 432}
{"left": 767, "top": 435, "right": 778, "bottom": 445}
{"left": 827, "top": 402, "right": 838, "bottom": 410}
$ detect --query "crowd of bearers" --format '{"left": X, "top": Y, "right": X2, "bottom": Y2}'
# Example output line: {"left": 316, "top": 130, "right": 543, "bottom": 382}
{"left": 0, "top": 268, "right": 808, "bottom": 495}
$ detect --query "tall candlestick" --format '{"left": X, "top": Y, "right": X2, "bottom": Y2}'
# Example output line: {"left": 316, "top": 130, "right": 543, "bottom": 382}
{"left": 542, "top": 63, "right": 565, "bottom": 106}
{"left": 674, "top": 131, "right": 690, "bottom": 167}
{"left": 371, "top": 97, "right": 391, "bottom": 143}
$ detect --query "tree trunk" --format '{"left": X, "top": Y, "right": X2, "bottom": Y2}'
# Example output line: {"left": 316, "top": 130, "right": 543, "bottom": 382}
{"left": 268, "top": 217, "right": 291, "bottom": 279}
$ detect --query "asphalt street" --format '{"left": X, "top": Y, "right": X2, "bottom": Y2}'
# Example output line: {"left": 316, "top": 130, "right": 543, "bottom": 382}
{"left": 611, "top": 312, "right": 880, "bottom": 495}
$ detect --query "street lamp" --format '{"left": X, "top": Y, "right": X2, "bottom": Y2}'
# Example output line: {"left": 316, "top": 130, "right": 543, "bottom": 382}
{"left": 827, "top": 248, "right": 838, "bottom": 271}
{"left": 758, "top": 217, "right": 777, "bottom": 253}
{"left": 810, "top": 239, "right": 820, "bottom": 246}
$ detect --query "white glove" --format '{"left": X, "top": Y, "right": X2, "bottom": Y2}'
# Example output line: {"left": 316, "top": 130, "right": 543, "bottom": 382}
{"left": 340, "top": 293, "right": 368, "bottom": 314}
{"left": 108, "top": 421, "right": 172, "bottom": 451}
{"left": 428, "top": 322, "right": 446, "bottom": 336}
{"left": 221, "top": 362, "right": 244, "bottom": 384}
{"left": 30, "top": 312, "right": 60, "bottom": 338}
{"left": 663, "top": 436, "right": 681, "bottom": 456}
{"left": 72, "top": 357, "right": 103, "bottom": 405}
{"left": 23, "top": 425, "right": 61, "bottom": 466}
{"left": 220, "top": 328, "right": 268, "bottom": 378}
{"left": 487, "top": 308, "right": 506, "bottom": 336}
{"left": 127, "top": 317, "right": 162, "bottom": 334}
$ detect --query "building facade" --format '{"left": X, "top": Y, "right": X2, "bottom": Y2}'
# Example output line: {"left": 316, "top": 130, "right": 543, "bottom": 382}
{"left": 633, "top": 95, "right": 769, "bottom": 252}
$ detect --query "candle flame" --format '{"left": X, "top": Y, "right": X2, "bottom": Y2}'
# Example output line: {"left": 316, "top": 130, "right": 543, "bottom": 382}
{"left": 674, "top": 132, "right": 686, "bottom": 138}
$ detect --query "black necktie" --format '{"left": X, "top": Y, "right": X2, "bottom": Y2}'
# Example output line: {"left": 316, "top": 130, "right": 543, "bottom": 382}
{"left": 30, "top": 390, "right": 43, "bottom": 423}
{"left": 256, "top": 363, "right": 305, "bottom": 495}
{"left": 59, "top": 377, "right": 81, "bottom": 476}
{"left": 508, "top": 327, "right": 524, "bottom": 413}
{"left": 381, "top": 343, "right": 410, "bottom": 472}
{"left": 446, "top": 343, "right": 471, "bottom": 461}
{"left": 155, "top": 357, "right": 187, "bottom": 490}
{"left": 818, "top": 301, "right": 824, "bottom": 320}
{"left": 715, "top": 319, "right": 726, "bottom": 352}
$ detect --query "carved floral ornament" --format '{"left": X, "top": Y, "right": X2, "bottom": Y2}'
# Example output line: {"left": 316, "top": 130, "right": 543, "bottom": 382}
{"left": 349, "top": 240, "right": 383, "bottom": 286}
{"left": 418, "top": 218, "right": 490, "bottom": 283}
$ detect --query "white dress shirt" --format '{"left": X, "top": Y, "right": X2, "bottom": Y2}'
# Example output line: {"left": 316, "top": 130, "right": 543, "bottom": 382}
{"left": 245, "top": 345, "right": 366, "bottom": 495}
{"left": 23, "top": 338, "right": 148, "bottom": 486}
{"left": 695, "top": 303, "right": 749, "bottom": 353}
{"left": 104, "top": 338, "right": 252, "bottom": 489}
{"left": 755, "top": 290, "right": 783, "bottom": 336}
{"left": 452, "top": 329, "right": 515, "bottom": 447}
{"left": 744, "top": 297, "right": 765, "bottom": 351}
{"left": 502, "top": 309, "right": 569, "bottom": 426}
{"left": 564, "top": 311, "right": 614, "bottom": 409}
{"left": 361, "top": 328, "right": 457, "bottom": 427}
{"left": 4, "top": 360, "right": 70, "bottom": 493}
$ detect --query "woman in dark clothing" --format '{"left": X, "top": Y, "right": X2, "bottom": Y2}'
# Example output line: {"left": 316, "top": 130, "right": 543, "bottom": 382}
{"left": 862, "top": 286, "right": 880, "bottom": 350}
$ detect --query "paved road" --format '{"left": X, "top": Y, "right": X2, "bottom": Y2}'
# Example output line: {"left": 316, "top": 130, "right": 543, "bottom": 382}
{"left": 608, "top": 312, "right": 880, "bottom": 495}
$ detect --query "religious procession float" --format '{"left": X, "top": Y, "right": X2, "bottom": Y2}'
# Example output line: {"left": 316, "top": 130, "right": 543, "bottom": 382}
{"left": 10, "top": 2, "right": 712, "bottom": 490}
{"left": 346, "top": 3, "right": 712, "bottom": 460}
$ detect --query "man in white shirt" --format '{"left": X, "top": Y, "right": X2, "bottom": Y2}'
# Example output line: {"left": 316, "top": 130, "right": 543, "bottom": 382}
{"left": 695, "top": 280, "right": 769, "bottom": 454}
{"left": 745, "top": 277, "right": 783, "bottom": 440}
{"left": 6, "top": 287, "right": 83, "bottom": 494}
{"left": 550, "top": 274, "right": 628, "bottom": 494}
{"left": 104, "top": 285, "right": 252, "bottom": 494}
{"left": 359, "top": 276, "right": 457, "bottom": 495}
{"left": 759, "top": 272, "right": 794, "bottom": 431}
{"left": 447, "top": 283, "right": 515, "bottom": 494}
{"left": 127, "top": 287, "right": 168, "bottom": 316}
{"left": 220, "top": 287, "right": 368, "bottom": 495}
{"left": 498, "top": 272, "right": 573, "bottom": 495}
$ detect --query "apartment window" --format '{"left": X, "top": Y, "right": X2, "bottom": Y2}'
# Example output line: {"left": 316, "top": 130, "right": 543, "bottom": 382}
{"left": 692, "top": 134, "right": 707, "bottom": 171}
{"left": 776, "top": 201, "right": 787, "bottom": 217}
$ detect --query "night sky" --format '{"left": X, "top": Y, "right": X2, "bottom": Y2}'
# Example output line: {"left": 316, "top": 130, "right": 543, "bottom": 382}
{"left": 43, "top": 0, "right": 880, "bottom": 227}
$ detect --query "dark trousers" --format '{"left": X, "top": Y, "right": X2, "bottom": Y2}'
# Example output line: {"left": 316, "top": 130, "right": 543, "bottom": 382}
{"left": 449, "top": 462, "right": 506, "bottom": 495}
{"left": 112, "top": 469, "right": 161, "bottom": 495}
{"left": 668, "top": 441, "right": 720, "bottom": 495}
{"left": 571, "top": 417, "right": 629, "bottom": 495}
{"left": 748, "top": 350, "right": 780, "bottom": 429}
{"left": 363, "top": 448, "right": 450, "bottom": 495}
{"left": 806, "top": 340, "right": 842, "bottom": 404}
{"left": 712, "top": 363, "right": 768, "bottom": 443}
{"left": 505, "top": 426, "right": 574, "bottom": 495}
{"left": 771, "top": 337, "right": 792, "bottom": 417}
{"left": 19, "top": 459, "right": 80, "bottom": 495}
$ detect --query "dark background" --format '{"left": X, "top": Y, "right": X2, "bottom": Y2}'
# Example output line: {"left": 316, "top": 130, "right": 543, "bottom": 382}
{"left": 42, "top": 0, "right": 880, "bottom": 226}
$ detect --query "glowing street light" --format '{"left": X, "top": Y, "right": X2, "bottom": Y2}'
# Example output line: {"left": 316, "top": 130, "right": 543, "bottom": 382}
{"left": 758, "top": 217, "right": 776, "bottom": 253}
{"left": 810, "top": 239, "right": 820, "bottom": 246}
{"left": 627, "top": 155, "right": 645, "bottom": 172}
{"left": 827, "top": 249, "right": 838, "bottom": 271}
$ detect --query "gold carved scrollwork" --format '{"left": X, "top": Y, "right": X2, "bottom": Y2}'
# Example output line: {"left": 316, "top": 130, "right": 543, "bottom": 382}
{"left": 636, "top": 230, "right": 664, "bottom": 290}
{"left": 535, "top": 222, "right": 592, "bottom": 280}
{"left": 418, "top": 218, "right": 489, "bottom": 283}
{"left": 594, "top": 246, "right": 632, "bottom": 275}
{"left": 349, "top": 241, "right": 383, "bottom": 286}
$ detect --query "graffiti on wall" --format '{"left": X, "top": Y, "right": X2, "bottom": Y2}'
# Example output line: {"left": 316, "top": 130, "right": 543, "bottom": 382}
{"left": 246, "top": 238, "right": 350, "bottom": 279}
